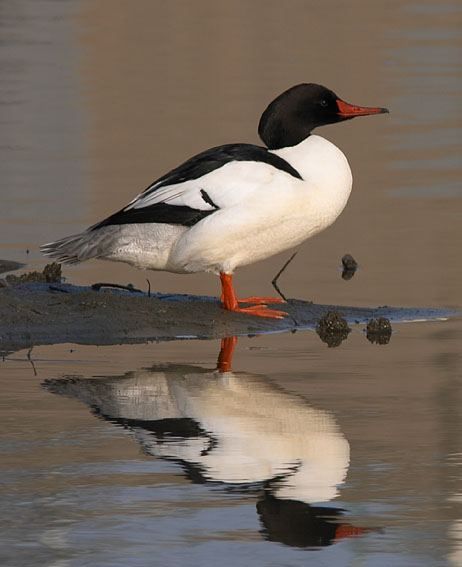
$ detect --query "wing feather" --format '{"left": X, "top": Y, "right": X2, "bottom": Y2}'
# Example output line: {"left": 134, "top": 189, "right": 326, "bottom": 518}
{"left": 91, "top": 143, "right": 302, "bottom": 230}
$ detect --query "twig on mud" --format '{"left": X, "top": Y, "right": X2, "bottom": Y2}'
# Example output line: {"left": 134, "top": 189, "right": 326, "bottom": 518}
{"left": 48, "top": 285, "right": 69, "bottom": 293}
{"left": 146, "top": 279, "right": 151, "bottom": 298}
{"left": 91, "top": 282, "right": 143, "bottom": 293}
{"left": 271, "top": 250, "right": 298, "bottom": 301}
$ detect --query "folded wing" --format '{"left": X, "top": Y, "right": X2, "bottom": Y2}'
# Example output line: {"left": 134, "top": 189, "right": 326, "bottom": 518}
{"left": 92, "top": 143, "right": 302, "bottom": 229}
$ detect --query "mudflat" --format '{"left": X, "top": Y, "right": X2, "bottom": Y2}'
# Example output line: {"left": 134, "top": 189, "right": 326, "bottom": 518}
{"left": 0, "top": 280, "right": 453, "bottom": 354}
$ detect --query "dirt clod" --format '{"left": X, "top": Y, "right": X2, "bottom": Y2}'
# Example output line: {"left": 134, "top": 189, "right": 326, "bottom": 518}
{"left": 366, "top": 317, "right": 392, "bottom": 345}
{"left": 341, "top": 254, "right": 358, "bottom": 281}
{"left": 42, "top": 263, "right": 62, "bottom": 283}
{"left": 316, "top": 311, "right": 351, "bottom": 348}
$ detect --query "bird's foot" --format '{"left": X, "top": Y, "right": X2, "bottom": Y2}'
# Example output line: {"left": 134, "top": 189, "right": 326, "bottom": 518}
{"left": 219, "top": 273, "right": 287, "bottom": 318}
{"left": 238, "top": 296, "right": 286, "bottom": 305}
{"left": 229, "top": 304, "right": 287, "bottom": 319}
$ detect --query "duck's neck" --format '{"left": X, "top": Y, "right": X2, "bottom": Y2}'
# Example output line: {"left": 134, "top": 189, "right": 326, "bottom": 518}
{"left": 271, "top": 135, "right": 353, "bottom": 222}
{"left": 271, "top": 135, "right": 352, "bottom": 190}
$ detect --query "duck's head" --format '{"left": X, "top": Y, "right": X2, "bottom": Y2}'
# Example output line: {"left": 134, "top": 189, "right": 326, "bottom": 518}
{"left": 258, "top": 83, "right": 388, "bottom": 150}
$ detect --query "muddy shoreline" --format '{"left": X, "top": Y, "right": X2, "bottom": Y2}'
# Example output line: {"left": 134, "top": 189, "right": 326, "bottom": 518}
{"left": 0, "top": 281, "right": 455, "bottom": 354}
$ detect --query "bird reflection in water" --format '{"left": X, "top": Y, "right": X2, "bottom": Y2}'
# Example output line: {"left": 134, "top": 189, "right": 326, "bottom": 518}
{"left": 43, "top": 337, "right": 372, "bottom": 548}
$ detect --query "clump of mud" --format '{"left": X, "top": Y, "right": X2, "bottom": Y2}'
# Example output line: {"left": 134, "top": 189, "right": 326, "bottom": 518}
{"left": 341, "top": 254, "right": 358, "bottom": 281}
{"left": 1, "top": 262, "right": 62, "bottom": 286}
{"left": 366, "top": 317, "right": 392, "bottom": 345}
{"left": 316, "top": 311, "right": 351, "bottom": 348}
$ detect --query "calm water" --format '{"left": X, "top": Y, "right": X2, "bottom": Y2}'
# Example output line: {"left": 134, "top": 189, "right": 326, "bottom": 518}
{"left": 1, "top": 1, "right": 461, "bottom": 566}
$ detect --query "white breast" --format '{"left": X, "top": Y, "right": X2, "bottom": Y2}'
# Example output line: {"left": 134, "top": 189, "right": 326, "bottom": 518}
{"left": 272, "top": 134, "right": 353, "bottom": 228}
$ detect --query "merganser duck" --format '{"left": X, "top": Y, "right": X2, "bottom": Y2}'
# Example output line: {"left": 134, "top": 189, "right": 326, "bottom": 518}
{"left": 42, "top": 84, "right": 388, "bottom": 318}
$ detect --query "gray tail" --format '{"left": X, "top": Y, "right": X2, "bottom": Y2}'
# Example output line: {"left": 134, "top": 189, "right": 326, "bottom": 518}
{"left": 41, "top": 227, "right": 119, "bottom": 265}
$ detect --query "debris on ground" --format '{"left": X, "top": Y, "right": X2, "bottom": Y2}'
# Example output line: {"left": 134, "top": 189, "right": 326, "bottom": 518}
{"left": 366, "top": 317, "right": 392, "bottom": 345}
{"left": 91, "top": 282, "right": 143, "bottom": 293}
{"left": 1, "top": 262, "right": 62, "bottom": 286}
{"left": 42, "top": 263, "right": 62, "bottom": 282}
{"left": 316, "top": 311, "right": 351, "bottom": 348}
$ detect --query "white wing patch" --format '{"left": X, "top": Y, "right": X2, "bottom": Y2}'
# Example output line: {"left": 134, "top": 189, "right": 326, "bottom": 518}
{"left": 124, "top": 161, "right": 280, "bottom": 212}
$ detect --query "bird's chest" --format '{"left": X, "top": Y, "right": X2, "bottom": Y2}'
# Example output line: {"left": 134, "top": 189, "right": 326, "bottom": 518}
{"left": 271, "top": 135, "right": 353, "bottom": 234}
{"left": 264, "top": 174, "right": 352, "bottom": 243}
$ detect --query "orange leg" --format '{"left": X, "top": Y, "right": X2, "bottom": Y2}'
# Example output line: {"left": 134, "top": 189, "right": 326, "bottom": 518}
{"left": 217, "top": 336, "right": 238, "bottom": 372}
{"left": 219, "top": 272, "right": 287, "bottom": 319}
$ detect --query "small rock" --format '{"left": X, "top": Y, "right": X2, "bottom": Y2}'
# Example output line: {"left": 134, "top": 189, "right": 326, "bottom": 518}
{"left": 316, "top": 311, "right": 351, "bottom": 348}
{"left": 341, "top": 254, "right": 358, "bottom": 281}
{"left": 366, "top": 317, "right": 392, "bottom": 345}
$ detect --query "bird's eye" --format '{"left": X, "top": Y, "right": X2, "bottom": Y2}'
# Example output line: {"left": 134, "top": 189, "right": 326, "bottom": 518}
{"left": 320, "top": 99, "right": 328, "bottom": 107}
